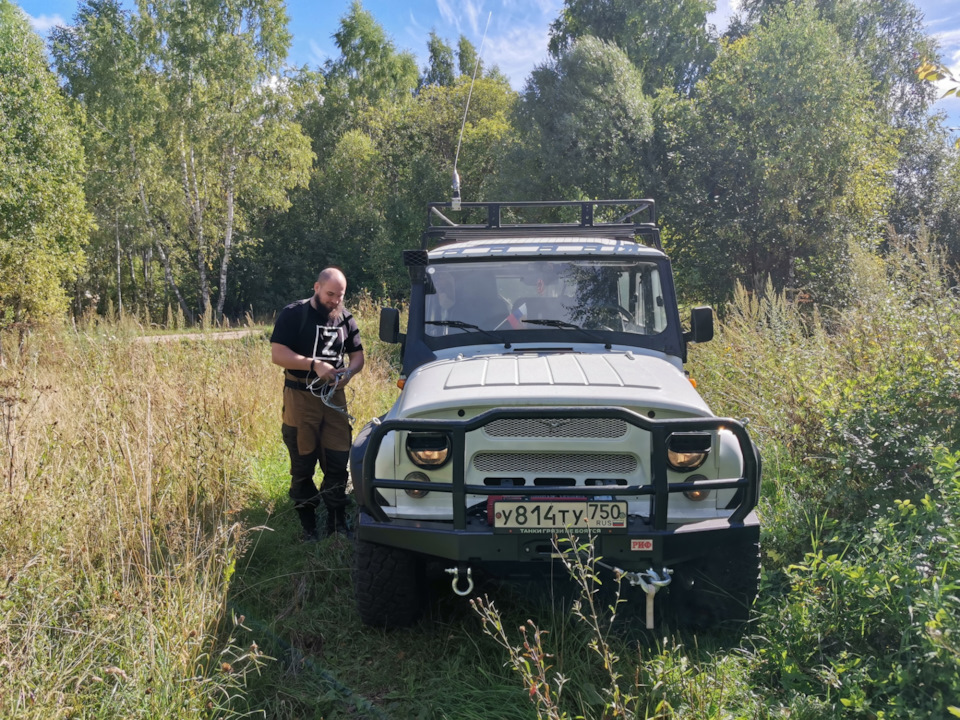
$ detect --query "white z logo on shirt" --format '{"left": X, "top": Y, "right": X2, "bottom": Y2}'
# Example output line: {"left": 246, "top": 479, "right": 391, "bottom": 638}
{"left": 315, "top": 326, "right": 342, "bottom": 361}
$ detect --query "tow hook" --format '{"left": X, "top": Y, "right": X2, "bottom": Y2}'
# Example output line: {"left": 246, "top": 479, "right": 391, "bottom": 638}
{"left": 445, "top": 566, "right": 474, "bottom": 597}
{"left": 621, "top": 567, "right": 674, "bottom": 629}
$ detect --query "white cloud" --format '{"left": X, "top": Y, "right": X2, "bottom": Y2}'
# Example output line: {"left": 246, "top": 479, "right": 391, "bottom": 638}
{"left": 935, "top": 27, "right": 960, "bottom": 54}
{"left": 450, "top": 1, "right": 560, "bottom": 89}
{"left": 407, "top": 9, "right": 425, "bottom": 32}
{"left": 308, "top": 38, "right": 331, "bottom": 67}
{"left": 483, "top": 20, "right": 553, "bottom": 89}
{"left": 463, "top": 0, "right": 483, "bottom": 35}
{"left": 436, "top": 0, "right": 458, "bottom": 31}
{"left": 28, "top": 13, "right": 66, "bottom": 33}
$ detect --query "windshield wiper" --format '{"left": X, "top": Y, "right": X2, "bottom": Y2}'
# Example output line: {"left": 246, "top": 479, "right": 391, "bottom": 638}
{"left": 522, "top": 319, "right": 612, "bottom": 349}
{"left": 425, "top": 320, "right": 507, "bottom": 346}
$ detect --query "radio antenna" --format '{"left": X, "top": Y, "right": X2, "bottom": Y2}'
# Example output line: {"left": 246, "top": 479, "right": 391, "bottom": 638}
{"left": 451, "top": 11, "right": 491, "bottom": 211}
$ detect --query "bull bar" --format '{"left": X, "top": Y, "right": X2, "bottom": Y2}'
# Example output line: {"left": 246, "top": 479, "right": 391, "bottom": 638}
{"left": 359, "top": 406, "right": 759, "bottom": 531}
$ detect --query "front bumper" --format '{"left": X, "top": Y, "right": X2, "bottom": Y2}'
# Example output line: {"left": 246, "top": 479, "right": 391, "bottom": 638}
{"left": 354, "top": 406, "right": 761, "bottom": 569}
{"left": 357, "top": 509, "right": 760, "bottom": 570}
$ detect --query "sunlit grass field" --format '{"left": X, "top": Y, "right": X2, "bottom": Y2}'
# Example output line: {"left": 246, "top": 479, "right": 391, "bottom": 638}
{"left": 3, "top": 240, "right": 960, "bottom": 718}
{"left": 0, "top": 298, "right": 403, "bottom": 718}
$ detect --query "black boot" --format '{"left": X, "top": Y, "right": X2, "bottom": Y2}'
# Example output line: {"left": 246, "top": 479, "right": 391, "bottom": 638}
{"left": 334, "top": 507, "right": 353, "bottom": 538}
{"left": 289, "top": 476, "right": 321, "bottom": 543}
{"left": 324, "top": 506, "right": 353, "bottom": 538}
{"left": 296, "top": 506, "right": 319, "bottom": 543}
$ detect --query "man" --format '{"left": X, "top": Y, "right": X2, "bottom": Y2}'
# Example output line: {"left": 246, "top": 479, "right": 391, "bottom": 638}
{"left": 270, "top": 268, "right": 365, "bottom": 541}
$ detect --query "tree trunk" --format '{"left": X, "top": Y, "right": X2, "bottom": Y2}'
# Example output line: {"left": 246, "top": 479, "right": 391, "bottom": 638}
{"left": 142, "top": 247, "right": 152, "bottom": 308}
{"left": 180, "top": 133, "right": 209, "bottom": 316}
{"left": 126, "top": 249, "right": 138, "bottom": 305}
{"left": 215, "top": 152, "right": 237, "bottom": 320}
{"left": 154, "top": 239, "right": 194, "bottom": 323}
{"left": 115, "top": 210, "right": 123, "bottom": 315}
{"left": 139, "top": 182, "right": 193, "bottom": 323}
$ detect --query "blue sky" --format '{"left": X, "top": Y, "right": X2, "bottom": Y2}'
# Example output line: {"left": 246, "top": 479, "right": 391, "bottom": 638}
{"left": 15, "top": 0, "right": 960, "bottom": 129}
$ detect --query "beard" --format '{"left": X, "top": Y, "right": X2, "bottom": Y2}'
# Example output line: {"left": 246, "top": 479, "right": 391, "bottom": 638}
{"left": 314, "top": 292, "right": 345, "bottom": 321}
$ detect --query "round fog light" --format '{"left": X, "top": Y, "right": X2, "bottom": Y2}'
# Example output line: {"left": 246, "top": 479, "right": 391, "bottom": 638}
{"left": 683, "top": 474, "right": 710, "bottom": 501}
{"left": 404, "top": 471, "right": 431, "bottom": 498}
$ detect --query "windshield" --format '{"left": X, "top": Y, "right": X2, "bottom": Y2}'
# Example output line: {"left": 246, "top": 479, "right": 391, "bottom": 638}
{"left": 424, "top": 259, "right": 669, "bottom": 338}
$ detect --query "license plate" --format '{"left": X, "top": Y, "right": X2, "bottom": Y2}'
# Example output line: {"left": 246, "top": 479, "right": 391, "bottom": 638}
{"left": 492, "top": 500, "right": 628, "bottom": 532}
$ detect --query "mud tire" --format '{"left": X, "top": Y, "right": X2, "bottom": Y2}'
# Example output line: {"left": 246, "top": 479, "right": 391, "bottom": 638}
{"left": 668, "top": 540, "right": 761, "bottom": 632}
{"left": 353, "top": 539, "right": 424, "bottom": 628}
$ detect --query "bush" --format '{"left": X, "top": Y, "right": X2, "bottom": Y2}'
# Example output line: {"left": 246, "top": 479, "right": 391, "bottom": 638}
{"left": 691, "top": 234, "right": 960, "bottom": 558}
{"left": 750, "top": 450, "right": 960, "bottom": 718}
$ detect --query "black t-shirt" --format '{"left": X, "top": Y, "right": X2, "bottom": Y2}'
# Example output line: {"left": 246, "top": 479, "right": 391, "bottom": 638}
{"left": 270, "top": 299, "right": 363, "bottom": 379}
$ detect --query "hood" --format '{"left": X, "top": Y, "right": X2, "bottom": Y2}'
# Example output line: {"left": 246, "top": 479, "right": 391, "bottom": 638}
{"left": 394, "top": 351, "right": 712, "bottom": 418}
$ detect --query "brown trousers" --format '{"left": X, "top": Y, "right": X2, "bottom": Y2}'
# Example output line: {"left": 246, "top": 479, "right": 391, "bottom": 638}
{"left": 281, "top": 375, "right": 352, "bottom": 510}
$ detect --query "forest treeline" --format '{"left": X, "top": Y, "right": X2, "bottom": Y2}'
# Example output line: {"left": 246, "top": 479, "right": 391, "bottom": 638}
{"left": 2, "top": 0, "right": 959, "bottom": 327}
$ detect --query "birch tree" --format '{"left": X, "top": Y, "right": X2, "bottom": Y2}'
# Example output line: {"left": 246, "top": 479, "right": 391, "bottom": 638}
{"left": 54, "top": 0, "right": 313, "bottom": 320}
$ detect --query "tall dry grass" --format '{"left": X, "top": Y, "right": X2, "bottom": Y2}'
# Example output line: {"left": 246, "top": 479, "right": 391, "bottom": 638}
{"left": 0, "top": 297, "right": 397, "bottom": 718}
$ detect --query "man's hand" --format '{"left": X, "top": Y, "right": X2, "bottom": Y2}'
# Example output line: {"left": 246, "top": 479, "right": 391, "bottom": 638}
{"left": 311, "top": 359, "right": 339, "bottom": 384}
{"left": 333, "top": 368, "right": 356, "bottom": 387}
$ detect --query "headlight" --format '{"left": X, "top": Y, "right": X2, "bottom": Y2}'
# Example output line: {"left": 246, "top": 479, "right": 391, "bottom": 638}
{"left": 405, "top": 432, "right": 451, "bottom": 469}
{"left": 404, "top": 471, "right": 431, "bottom": 498}
{"left": 666, "top": 432, "right": 711, "bottom": 472}
{"left": 683, "top": 474, "right": 710, "bottom": 501}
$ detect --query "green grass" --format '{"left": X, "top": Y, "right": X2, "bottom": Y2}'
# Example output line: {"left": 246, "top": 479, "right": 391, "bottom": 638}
{"left": 3, "top": 240, "right": 960, "bottom": 718}
{"left": 227, "top": 453, "right": 536, "bottom": 719}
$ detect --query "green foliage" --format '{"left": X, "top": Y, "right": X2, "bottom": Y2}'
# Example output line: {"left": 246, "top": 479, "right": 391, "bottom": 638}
{"left": 694, "top": 235, "right": 960, "bottom": 553}
{"left": 421, "top": 30, "right": 456, "bottom": 88}
{"left": 549, "top": 0, "right": 717, "bottom": 95}
{"left": 0, "top": 0, "right": 92, "bottom": 331}
{"left": 740, "top": 0, "right": 938, "bottom": 128}
{"left": 750, "top": 450, "right": 960, "bottom": 717}
{"left": 733, "top": 0, "right": 947, "bottom": 289}
{"left": 252, "top": 72, "right": 516, "bottom": 303}
{"left": 458, "top": 34, "right": 481, "bottom": 77}
{"left": 502, "top": 36, "right": 653, "bottom": 202}
{"left": 53, "top": 0, "right": 314, "bottom": 321}
{"left": 323, "top": 0, "right": 419, "bottom": 116}
{"left": 659, "top": 3, "right": 898, "bottom": 304}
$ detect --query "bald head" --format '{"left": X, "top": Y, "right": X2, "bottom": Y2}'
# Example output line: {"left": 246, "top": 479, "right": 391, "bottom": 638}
{"left": 314, "top": 267, "right": 347, "bottom": 318}
{"left": 317, "top": 267, "right": 346, "bottom": 286}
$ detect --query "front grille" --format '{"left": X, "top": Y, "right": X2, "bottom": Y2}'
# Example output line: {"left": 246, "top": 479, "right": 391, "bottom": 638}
{"left": 473, "top": 452, "right": 637, "bottom": 474}
{"left": 483, "top": 418, "right": 628, "bottom": 439}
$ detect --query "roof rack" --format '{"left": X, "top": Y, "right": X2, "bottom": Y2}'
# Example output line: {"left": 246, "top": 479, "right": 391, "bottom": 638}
{"left": 421, "top": 199, "right": 660, "bottom": 250}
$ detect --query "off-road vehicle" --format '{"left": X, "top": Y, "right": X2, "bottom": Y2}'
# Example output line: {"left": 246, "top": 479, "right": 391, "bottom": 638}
{"left": 351, "top": 200, "right": 760, "bottom": 629}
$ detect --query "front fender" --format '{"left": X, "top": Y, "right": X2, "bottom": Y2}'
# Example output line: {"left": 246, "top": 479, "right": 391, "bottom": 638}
{"left": 351, "top": 420, "right": 376, "bottom": 506}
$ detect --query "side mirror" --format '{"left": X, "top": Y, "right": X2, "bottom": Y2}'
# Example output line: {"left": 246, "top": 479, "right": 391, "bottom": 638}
{"left": 684, "top": 306, "right": 714, "bottom": 344}
{"left": 379, "top": 307, "right": 401, "bottom": 344}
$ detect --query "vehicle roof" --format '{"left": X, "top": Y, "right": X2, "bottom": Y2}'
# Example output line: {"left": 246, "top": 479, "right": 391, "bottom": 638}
{"left": 428, "top": 235, "right": 666, "bottom": 260}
